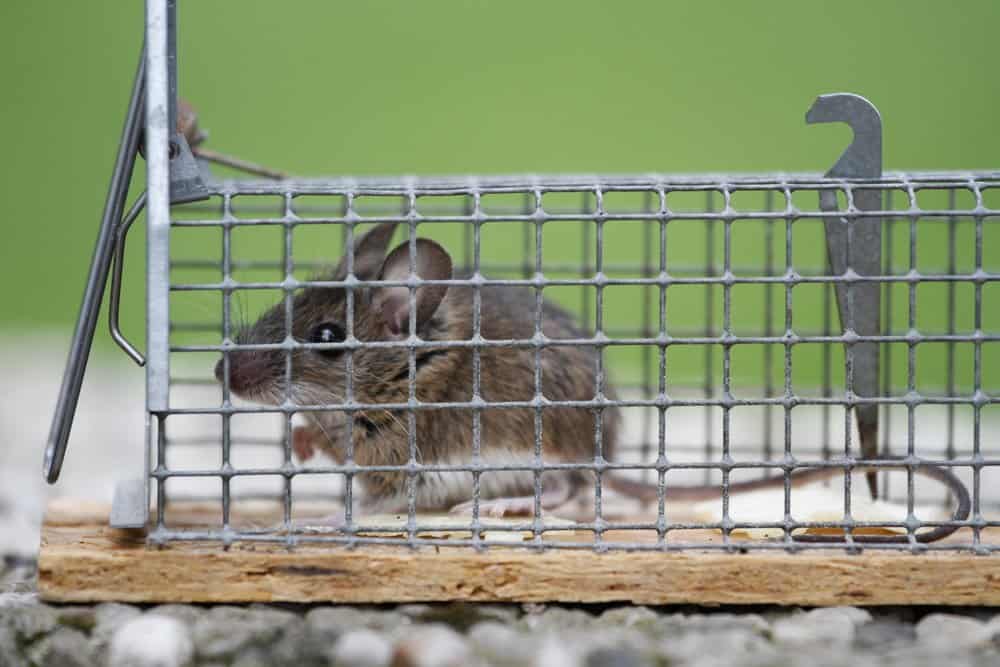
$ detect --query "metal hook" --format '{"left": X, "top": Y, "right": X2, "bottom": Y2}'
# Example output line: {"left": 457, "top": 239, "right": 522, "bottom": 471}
{"left": 806, "top": 93, "right": 883, "bottom": 498}
{"left": 109, "top": 192, "right": 148, "bottom": 366}
{"left": 806, "top": 93, "right": 882, "bottom": 179}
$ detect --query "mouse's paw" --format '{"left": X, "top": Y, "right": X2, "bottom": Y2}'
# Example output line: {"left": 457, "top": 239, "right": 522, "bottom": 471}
{"left": 277, "top": 513, "right": 347, "bottom": 534}
{"left": 291, "top": 425, "right": 319, "bottom": 462}
{"left": 449, "top": 496, "right": 535, "bottom": 518}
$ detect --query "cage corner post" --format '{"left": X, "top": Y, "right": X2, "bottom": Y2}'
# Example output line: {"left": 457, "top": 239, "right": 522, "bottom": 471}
{"left": 117, "top": 0, "right": 176, "bottom": 532}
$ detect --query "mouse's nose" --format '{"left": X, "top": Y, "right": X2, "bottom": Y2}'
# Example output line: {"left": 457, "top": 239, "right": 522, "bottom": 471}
{"left": 215, "top": 352, "right": 268, "bottom": 395}
{"left": 216, "top": 356, "right": 247, "bottom": 393}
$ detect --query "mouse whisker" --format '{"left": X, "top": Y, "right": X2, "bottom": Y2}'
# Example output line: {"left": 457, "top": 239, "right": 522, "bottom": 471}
{"left": 308, "top": 414, "right": 341, "bottom": 451}
{"left": 370, "top": 409, "right": 416, "bottom": 458}
{"left": 380, "top": 410, "right": 407, "bottom": 435}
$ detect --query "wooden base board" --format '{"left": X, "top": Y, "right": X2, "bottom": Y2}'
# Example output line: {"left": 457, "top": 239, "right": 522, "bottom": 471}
{"left": 38, "top": 499, "right": 1000, "bottom": 606}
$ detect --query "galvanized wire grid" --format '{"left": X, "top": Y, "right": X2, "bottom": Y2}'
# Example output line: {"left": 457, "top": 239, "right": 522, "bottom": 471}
{"left": 151, "top": 172, "right": 999, "bottom": 552}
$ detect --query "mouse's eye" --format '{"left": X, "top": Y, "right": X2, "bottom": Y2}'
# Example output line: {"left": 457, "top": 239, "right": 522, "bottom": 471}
{"left": 309, "top": 322, "right": 345, "bottom": 356}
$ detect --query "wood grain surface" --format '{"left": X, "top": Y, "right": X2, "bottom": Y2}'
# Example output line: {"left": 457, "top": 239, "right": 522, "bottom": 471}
{"left": 37, "top": 499, "right": 1000, "bottom": 605}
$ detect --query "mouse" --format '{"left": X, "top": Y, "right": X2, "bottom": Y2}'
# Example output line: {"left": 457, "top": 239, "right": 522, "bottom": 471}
{"left": 215, "top": 222, "right": 969, "bottom": 543}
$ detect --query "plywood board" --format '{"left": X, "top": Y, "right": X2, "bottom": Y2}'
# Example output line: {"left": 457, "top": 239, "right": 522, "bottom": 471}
{"left": 37, "top": 499, "right": 1000, "bottom": 605}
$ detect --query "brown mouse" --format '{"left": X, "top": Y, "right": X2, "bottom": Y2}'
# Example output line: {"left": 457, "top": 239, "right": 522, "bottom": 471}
{"left": 215, "top": 223, "right": 969, "bottom": 542}
{"left": 216, "top": 222, "right": 608, "bottom": 517}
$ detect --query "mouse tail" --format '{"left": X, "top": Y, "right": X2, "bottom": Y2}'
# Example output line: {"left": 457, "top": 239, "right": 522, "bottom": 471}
{"left": 600, "top": 459, "right": 971, "bottom": 544}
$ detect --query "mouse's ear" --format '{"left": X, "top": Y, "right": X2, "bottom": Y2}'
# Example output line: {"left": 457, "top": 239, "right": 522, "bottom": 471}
{"left": 333, "top": 222, "right": 398, "bottom": 280}
{"left": 372, "top": 238, "right": 453, "bottom": 338}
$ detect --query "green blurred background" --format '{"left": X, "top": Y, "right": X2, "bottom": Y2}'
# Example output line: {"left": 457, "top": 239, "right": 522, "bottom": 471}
{"left": 1, "top": 0, "right": 996, "bottom": 393}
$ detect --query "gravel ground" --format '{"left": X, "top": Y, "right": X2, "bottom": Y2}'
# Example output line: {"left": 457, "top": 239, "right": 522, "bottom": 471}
{"left": 2, "top": 559, "right": 1000, "bottom": 667}
{"left": 3, "top": 335, "right": 1000, "bottom": 665}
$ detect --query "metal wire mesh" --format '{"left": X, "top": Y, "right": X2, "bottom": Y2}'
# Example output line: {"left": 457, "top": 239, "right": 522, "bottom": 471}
{"left": 150, "top": 172, "right": 999, "bottom": 552}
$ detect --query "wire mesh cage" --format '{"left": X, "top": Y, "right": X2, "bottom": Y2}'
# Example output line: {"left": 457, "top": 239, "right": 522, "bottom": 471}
{"left": 155, "top": 173, "right": 999, "bottom": 553}
{"left": 41, "top": 1, "right": 999, "bottom": 569}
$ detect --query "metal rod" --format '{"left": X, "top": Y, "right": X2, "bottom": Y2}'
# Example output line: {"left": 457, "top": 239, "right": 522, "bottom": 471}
{"left": 145, "top": 0, "right": 173, "bottom": 416}
{"left": 109, "top": 192, "right": 148, "bottom": 365}
{"left": 43, "top": 46, "right": 146, "bottom": 484}
{"left": 167, "top": 0, "right": 177, "bottom": 136}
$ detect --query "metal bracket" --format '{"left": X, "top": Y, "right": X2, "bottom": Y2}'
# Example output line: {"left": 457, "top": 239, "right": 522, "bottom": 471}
{"left": 110, "top": 479, "right": 149, "bottom": 528}
{"left": 109, "top": 192, "right": 148, "bottom": 366}
{"left": 107, "top": 133, "right": 210, "bottom": 369}
{"left": 806, "top": 92, "right": 883, "bottom": 497}
{"left": 168, "top": 131, "right": 211, "bottom": 204}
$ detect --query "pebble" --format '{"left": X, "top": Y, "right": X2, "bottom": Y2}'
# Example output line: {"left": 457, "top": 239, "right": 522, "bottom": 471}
{"left": 191, "top": 605, "right": 295, "bottom": 660}
{"left": 520, "top": 607, "right": 596, "bottom": 634}
{"left": 915, "top": 613, "right": 996, "bottom": 650}
{"left": 533, "top": 635, "right": 582, "bottom": 667}
{"left": 268, "top": 619, "right": 313, "bottom": 665}
{"left": 230, "top": 648, "right": 271, "bottom": 667}
{"left": 831, "top": 607, "right": 874, "bottom": 626}
{"left": 90, "top": 602, "right": 144, "bottom": 661}
{"left": 95, "top": 602, "right": 144, "bottom": 627}
{"left": 468, "top": 621, "right": 536, "bottom": 666}
{"left": 854, "top": 617, "right": 917, "bottom": 650}
{"left": 392, "top": 623, "right": 472, "bottom": 667}
{"left": 0, "top": 591, "right": 40, "bottom": 606}
{"left": 658, "top": 627, "right": 776, "bottom": 667}
{"left": 330, "top": 628, "right": 393, "bottom": 667}
{"left": 771, "top": 607, "right": 869, "bottom": 646}
{"left": 305, "top": 606, "right": 369, "bottom": 638}
{"left": 0, "top": 624, "right": 23, "bottom": 667}
{"left": 596, "top": 607, "right": 663, "bottom": 635}
{"left": 108, "top": 614, "right": 193, "bottom": 667}
{"left": 26, "top": 626, "right": 94, "bottom": 667}
{"left": 306, "top": 605, "right": 412, "bottom": 636}
{"left": 0, "top": 560, "right": 36, "bottom": 595}
{"left": 987, "top": 614, "right": 1000, "bottom": 642}
{"left": 584, "top": 646, "right": 651, "bottom": 667}
{"left": 673, "top": 611, "right": 772, "bottom": 636}
{"left": 56, "top": 606, "right": 99, "bottom": 633}
{"left": 0, "top": 593, "right": 57, "bottom": 642}
{"left": 147, "top": 604, "right": 204, "bottom": 627}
